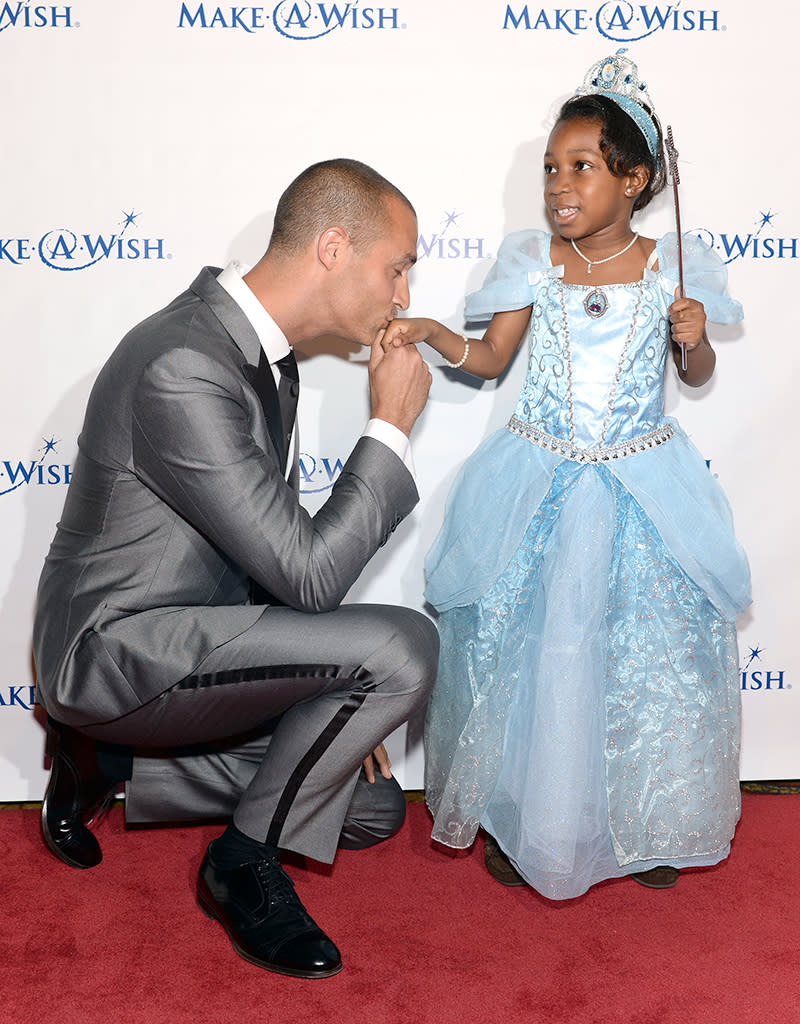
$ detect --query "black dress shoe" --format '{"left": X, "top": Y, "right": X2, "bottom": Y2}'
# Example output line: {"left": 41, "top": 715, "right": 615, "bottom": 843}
{"left": 631, "top": 865, "right": 680, "bottom": 889}
{"left": 41, "top": 717, "right": 118, "bottom": 869}
{"left": 483, "top": 832, "right": 526, "bottom": 887}
{"left": 197, "top": 842, "right": 342, "bottom": 979}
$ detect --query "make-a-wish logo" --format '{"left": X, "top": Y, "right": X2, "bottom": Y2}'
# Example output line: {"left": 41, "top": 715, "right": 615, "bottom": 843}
{"left": 740, "top": 645, "right": 789, "bottom": 692}
{"left": 417, "top": 211, "right": 489, "bottom": 262}
{"left": 0, "top": 685, "right": 38, "bottom": 710}
{"left": 693, "top": 211, "right": 797, "bottom": 266}
{"left": 0, "top": 210, "right": 171, "bottom": 270}
{"left": 502, "top": 3, "right": 725, "bottom": 37}
{"left": 178, "top": 2, "right": 405, "bottom": 37}
{"left": 298, "top": 451, "right": 343, "bottom": 494}
{"left": 0, "top": 438, "right": 72, "bottom": 497}
{"left": 0, "top": 2, "right": 77, "bottom": 33}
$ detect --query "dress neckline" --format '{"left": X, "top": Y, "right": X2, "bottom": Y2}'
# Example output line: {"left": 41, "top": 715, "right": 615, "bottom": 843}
{"left": 548, "top": 233, "right": 658, "bottom": 285}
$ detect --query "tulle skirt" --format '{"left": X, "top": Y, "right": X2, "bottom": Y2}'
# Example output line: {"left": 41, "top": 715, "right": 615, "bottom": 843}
{"left": 423, "top": 424, "right": 749, "bottom": 900}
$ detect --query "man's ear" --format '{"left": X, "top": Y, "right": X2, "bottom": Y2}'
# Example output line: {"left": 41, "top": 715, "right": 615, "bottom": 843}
{"left": 317, "top": 226, "right": 351, "bottom": 270}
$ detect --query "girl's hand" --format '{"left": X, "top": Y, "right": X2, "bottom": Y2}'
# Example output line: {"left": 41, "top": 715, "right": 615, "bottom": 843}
{"left": 668, "top": 290, "right": 706, "bottom": 351}
{"left": 381, "top": 317, "right": 435, "bottom": 352}
{"left": 668, "top": 288, "right": 716, "bottom": 386}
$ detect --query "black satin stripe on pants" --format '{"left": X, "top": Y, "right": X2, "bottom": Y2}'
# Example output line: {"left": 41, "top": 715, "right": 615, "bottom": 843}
{"left": 81, "top": 603, "right": 438, "bottom": 863}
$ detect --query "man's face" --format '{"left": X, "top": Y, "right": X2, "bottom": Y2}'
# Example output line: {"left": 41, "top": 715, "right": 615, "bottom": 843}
{"left": 335, "top": 197, "right": 418, "bottom": 347}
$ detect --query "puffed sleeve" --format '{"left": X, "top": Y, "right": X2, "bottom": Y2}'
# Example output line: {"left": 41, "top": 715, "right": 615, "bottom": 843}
{"left": 464, "top": 229, "right": 564, "bottom": 321}
{"left": 653, "top": 232, "right": 743, "bottom": 324}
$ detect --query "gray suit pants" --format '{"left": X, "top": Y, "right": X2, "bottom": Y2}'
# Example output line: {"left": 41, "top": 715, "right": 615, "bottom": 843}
{"left": 82, "top": 603, "right": 438, "bottom": 863}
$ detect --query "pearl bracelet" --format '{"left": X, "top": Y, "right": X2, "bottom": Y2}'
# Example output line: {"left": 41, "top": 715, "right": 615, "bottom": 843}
{"left": 444, "top": 335, "right": 470, "bottom": 369}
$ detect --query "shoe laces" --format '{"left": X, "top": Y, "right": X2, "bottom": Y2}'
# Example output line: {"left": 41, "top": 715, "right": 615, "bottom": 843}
{"left": 252, "top": 856, "right": 300, "bottom": 910}
{"left": 85, "top": 788, "right": 116, "bottom": 828}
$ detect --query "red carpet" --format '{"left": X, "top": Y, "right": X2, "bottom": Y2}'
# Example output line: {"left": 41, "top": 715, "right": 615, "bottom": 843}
{"left": 2, "top": 794, "right": 798, "bottom": 1024}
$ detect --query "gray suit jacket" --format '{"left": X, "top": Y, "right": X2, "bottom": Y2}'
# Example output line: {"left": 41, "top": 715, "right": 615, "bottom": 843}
{"left": 34, "top": 268, "right": 418, "bottom": 727}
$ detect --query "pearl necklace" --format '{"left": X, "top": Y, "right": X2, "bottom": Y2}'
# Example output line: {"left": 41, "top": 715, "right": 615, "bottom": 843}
{"left": 570, "top": 233, "right": 639, "bottom": 275}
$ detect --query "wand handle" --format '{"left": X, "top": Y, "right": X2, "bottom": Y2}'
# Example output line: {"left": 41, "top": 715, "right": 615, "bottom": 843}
{"left": 665, "top": 125, "right": 687, "bottom": 371}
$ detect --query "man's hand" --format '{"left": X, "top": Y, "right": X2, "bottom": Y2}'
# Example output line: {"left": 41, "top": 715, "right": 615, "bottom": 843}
{"left": 363, "top": 742, "right": 392, "bottom": 783}
{"left": 368, "top": 332, "right": 431, "bottom": 437}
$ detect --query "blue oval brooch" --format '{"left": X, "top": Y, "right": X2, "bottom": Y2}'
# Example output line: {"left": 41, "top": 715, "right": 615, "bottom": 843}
{"left": 584, "top": 288, "right": 608, "bottom": 318}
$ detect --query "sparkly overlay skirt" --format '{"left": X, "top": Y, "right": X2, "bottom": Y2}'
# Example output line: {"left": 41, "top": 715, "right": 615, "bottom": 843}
{"left": 423, "top": 421, "right": 750, "bottom": 900}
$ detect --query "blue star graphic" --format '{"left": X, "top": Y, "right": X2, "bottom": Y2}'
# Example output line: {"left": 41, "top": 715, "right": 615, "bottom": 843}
{"left": 744, "top": 645, "right": 764, "bottom": 669}
{"left": 120, "top": 210, "right": 139, "bottom": 230}
{"left": 756, "top": 210, "right": 775, "bottom": 231}
{"left": 441, "top": 210, "right": 462, "bottom": 233}
{"left": 40, "top": 437, "right": 58, "bottom": 456}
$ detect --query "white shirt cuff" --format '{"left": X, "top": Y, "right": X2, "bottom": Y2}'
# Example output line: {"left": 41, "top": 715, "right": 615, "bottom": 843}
{"left": 364, "top": 418, "right": 416, "bottom": 481}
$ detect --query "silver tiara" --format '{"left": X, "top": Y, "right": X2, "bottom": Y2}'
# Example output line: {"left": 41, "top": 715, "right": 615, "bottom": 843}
{"left": 575, "top": 48, "right": 660, "bottom": 162}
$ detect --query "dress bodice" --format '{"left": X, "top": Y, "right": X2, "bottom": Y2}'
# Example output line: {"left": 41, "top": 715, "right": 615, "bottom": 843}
{"left": 514, "top": 277, "right": 669, "bottom": 450}
{"left": 465, "top": 228, "right": 743, "bottom": 462}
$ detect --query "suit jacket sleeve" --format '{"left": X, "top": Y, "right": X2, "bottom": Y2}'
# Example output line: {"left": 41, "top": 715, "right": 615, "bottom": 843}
{"left": 130, "top": 344, "right": 417, "bottom": 614}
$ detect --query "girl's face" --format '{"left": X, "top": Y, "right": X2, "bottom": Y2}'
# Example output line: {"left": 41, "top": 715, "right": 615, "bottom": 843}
{"left": 544, "top": 118, "right": 643, "bottom": 242}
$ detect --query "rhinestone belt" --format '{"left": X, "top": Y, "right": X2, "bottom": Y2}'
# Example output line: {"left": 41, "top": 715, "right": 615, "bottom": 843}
{"left": 507, "top": 415, "right": 674, "bottom": 464}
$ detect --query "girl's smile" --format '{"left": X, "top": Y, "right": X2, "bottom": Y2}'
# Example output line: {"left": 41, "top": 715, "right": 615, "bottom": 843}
{"left": 551, "top": 204, "right": 580, "bottom": 226}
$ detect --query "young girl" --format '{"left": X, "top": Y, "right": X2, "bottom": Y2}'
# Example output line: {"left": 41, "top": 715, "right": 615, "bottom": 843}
{"left": 384, "top": 49, "right": 751, "bottom": 899}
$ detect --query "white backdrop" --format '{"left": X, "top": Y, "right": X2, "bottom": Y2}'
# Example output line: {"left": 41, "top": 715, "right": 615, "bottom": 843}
{"left": 1, "top": 0, "right": 796, "bottom": 797}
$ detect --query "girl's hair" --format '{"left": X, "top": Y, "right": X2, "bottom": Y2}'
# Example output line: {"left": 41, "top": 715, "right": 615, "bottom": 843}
{"left": 556, "top": 94, "right": 666, "bottom": 212}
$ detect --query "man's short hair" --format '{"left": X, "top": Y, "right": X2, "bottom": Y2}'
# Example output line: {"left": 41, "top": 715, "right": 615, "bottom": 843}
{"left": 268, "top": 158, "right": 415, "bottom": 256}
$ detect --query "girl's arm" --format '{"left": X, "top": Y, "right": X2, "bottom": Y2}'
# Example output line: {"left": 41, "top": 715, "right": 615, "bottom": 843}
{"left": 382, "top": 308, "right": 532, "bottom": 381}
{"left": 669, "top": 292, "right": 716, "bottom": 387}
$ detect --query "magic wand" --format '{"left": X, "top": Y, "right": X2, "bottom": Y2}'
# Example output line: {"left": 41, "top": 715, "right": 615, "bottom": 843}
{"left": 665, "top": 125, "right": 687, "bottom": 371}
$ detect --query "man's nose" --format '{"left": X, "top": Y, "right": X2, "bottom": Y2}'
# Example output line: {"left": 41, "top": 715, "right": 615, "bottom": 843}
{"left": 393, "top": 276, "right": 410, "bottom": 311}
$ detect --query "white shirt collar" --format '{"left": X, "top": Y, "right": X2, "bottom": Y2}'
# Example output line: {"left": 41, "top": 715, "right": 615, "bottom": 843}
{"left": 216, "top": 260, "right": 291, "bottom": 366}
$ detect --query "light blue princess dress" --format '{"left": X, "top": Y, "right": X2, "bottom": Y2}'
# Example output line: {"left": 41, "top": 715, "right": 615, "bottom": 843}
{"left": 423, "top": 229, "right": 751, "bottom": 900}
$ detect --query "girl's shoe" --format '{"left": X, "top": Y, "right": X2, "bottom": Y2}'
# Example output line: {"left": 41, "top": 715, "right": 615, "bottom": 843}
{"left": 483, "top": 833, "right": 526, "bottom": 887}
{"left": 631, "top": 866, "right": 679, "bottom": 889}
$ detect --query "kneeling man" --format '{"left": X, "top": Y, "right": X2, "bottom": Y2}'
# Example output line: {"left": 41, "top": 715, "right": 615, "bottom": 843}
{"left": 33, "top": 158, "right": 437, "bottom": 979}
